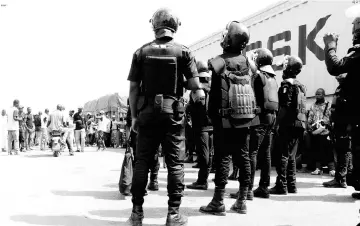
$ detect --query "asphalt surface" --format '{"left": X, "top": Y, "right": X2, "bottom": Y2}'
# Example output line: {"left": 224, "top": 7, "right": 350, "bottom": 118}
{"left": 0, "top": 147, "right": 359, "bottom": 226}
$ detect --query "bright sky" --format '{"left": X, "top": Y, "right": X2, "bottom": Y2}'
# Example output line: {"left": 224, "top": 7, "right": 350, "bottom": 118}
{"left": 0, "top": 0, "right": 280, "bottom": 113}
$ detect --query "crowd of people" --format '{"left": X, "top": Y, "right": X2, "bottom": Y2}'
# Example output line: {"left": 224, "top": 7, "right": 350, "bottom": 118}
{"left": 122, "top": 7, "right": 360, "bottom": 226}
{"left": 0, "top": 103, "right": 127, "bottom": 155}
{"left": 1, "top": 6, "right": 359, "bottom": 226}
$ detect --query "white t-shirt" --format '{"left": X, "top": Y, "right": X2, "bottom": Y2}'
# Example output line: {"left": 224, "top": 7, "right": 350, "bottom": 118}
{"left": 98, "top": 116, "right": 110, "bottom": 132}
{"left": 66, "top": 115, "right": 75, "bottom": 131}
{"left": 7, "top": 106, "right": 19, "bottom": 131}
{"left": 41, "top": 114, "right": 49, "bottom": 129}
{"left": 48, "top": 110, "right": 64, "bottom": 131}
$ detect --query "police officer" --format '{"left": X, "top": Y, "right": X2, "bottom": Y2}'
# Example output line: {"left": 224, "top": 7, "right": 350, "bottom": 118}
{"left": 322, "top": 9, "right": 360, "bottom": 197}
{"left": 270, "top": 55, "right": 306, "bottom": 195}
{"left": 199, "top": 21, "right": 260, "bottom": 215}
{"left": 127, "top": 8, "right": 201, "bottom": 226}
{"left": 230, "top": 48, "right": 278, "bottom": 199}
{"left": 186, "top": 61, "right": 213, "bottom": 190}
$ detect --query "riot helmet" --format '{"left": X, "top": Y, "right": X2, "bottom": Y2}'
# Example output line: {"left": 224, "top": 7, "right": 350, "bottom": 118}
{"left": 345, "top": 4, "right": 360, "bottom": 44}
{"left": 253, "top": 48, "right": 275, "bottom": 75}
{"left": 220, "top": 21, "right": 250, "bottom": 53}
{"left": 150, "top": 8, "right": 181, "bottom": 39}
{"left": 281, "top": 55, "right": 303, "bottom": 78}
{"left": 196, "top": 60, "right": 211, "bottom": 85}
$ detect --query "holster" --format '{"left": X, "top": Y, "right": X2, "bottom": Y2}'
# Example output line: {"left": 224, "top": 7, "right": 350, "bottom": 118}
{"left": 141, "top": 95, "right": 185, "bottom": 119}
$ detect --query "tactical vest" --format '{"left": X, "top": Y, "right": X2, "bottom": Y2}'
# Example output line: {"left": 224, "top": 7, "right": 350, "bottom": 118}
{"left": 294, "top": 80, "right": 306, "bottom": 122}
{"left": 260, "top": 71, "right": 279, "bottom": 111}
{"left": 210, "top": 55, "right": 259, "bottom": 128}
{"left": 140, "top": 41, "right": 183, "bottom": 98}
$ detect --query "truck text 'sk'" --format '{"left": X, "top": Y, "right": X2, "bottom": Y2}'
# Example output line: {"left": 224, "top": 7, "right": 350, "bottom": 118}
{"left": 189, "top": 0, "right": 354, "bottom": 107}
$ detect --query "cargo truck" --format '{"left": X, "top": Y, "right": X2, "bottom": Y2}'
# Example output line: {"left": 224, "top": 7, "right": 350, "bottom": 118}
{"left": 189, "top": 0, "right": 355, "bottom": 108}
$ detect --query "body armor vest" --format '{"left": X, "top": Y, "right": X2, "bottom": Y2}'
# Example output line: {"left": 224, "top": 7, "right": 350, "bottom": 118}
{"left": 140, "top": 41, "right": 183, "bottom": 97}
{"left": 210, "top": 54, "right": 259, "bottom": 128}
{"left": 294, "top": 80, "right": 306, "bottom": 122}
{"left": 260, "top": 71, "right": 279, "bottom": 111}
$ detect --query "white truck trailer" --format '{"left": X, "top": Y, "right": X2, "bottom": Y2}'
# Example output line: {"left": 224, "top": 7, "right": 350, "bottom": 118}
{"left": 189, "top": 0, "right": 355, "bottom": 107}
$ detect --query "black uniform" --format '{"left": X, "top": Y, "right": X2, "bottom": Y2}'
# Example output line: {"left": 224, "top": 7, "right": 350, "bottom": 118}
{"left": 324, "top": 42, "right": 360, "bottom": 189}
{"left": 273, "top": 79, "right": 306, "bottom": 192}
{"left": 249, "top": 71, "right": 277, "bottom": 190}
{"left": 187, "top": 87, "right": 213, "bottom": 187}
{"left": 127, "top": 38, "right": 198, "bottom": 210}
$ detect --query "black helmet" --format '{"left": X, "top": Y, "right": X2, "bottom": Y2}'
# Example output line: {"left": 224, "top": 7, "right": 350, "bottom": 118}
{"left": 150, "top": 8, "right": 181, "bottom": 38}
{"left": 254, "top": 48, "right": 273, "bottom": 67}
{"left": 196, "top": 61, "right": 211, "bottom": 78}
{"left": 220, "top": 21, "right": 250, "bottom": 53}
{"left": 282, "top": 55, "right": 303, "bottom": 77}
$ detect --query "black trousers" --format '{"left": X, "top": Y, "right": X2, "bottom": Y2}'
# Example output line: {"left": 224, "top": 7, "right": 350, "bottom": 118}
{"left": 131, "top": 111, "right": 185, "bottom": 208}
{"left": 333, "top": 124, "right": 353, "bottom": 183}
{"left": 213, "top": 126, "right": 251, "bottom": 189}
{"left": 129, "top": 130, "right": 160, "bottom": 182}
{"left": 275, "top": 126, "right": 304, "bottom": 188}
{"left": 351, "top": 124, "right": 360, "bottom": 186}
{"left": 249, "top": 124, "right": 273, "bottom": 188}
{"left": 194, "top": 130, "right": 213, "bottom": 184}
{"left": 310, "top": 134, "right": 335, "bottom": 171}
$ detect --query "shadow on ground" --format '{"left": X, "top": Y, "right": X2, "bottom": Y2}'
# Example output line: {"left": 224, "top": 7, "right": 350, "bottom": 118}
{"left": 269, "top": 193, "right": 355, "bottom": 203}
{"left": 23, "top": 153, "right": 54, "bottom": 158}
{"left": 52, "top": 190, "right": 121, "bottom": 201}
{"left": 10, "top": 214, "right": 160, "bottom": 226}
{"left": 89, "top": 207, "right": 204, "bottom": 219}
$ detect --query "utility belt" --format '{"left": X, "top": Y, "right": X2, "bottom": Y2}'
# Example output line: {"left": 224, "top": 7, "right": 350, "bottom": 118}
{"left": 139, "top": 94, "right": 185, "bottom": 116}
{"left": 218, "top": 107, "right": 261, "bottom": 118}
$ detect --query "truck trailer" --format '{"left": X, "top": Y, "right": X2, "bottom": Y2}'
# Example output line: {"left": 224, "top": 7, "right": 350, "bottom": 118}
{"left": 189, "top": 0, "right": 355, "bottom": 108}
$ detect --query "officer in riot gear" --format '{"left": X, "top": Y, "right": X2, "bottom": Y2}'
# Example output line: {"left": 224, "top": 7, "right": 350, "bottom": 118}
{"left": 270, "top": 55, "right": 306, "bottom": 195}
{"left": 230, "top": 48, "right": 278, "bottom": 199}
{"left": 199, "top": 21, "right": 260, "bottom": 216}
{"left": 127, "top": 8, "right": 201, "bottom": 226}
{"left": 186, "top": 61, "right": 213, "bottom": 190}
{"left": 322, "top": 7, "right": 360, "bottom": 196}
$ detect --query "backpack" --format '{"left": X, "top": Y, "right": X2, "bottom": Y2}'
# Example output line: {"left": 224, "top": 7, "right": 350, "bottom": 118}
{"left": 260, "top": 71, "right": 279, "bottom": 111}
{"left": 210, "top": 56, "right": 259, "bottom": 126}
{"left": 294, "top": 80, "right": 306, "bottom": 122}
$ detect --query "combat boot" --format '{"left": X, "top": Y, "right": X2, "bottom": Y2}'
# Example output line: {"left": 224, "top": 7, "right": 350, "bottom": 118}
{"left": 148, "top": 170, "right": 159, "bottom": 191}
{"left": 253, "top": 186, "right": 270, "bottom": 198}
{"left": 127, "top": 205, "right": 144, "bottom": 226}
{"left": 269, "top": 184, "right": 288, "bottom": 195}
{"left": 199, "top": 187, "right": 226, "bottom": 216}
{"left": 147, "top": 181, "right": 159, "bottom": 191}
{"left": 229, "top": 189, "right": 253, "bottom": 200}
{"left": 166, "top": 206, "right": 188, "bottom": 226}
{"left": 186, "top": 181, "right": 208, "bottom": 190}
{"left": 230, "top": 187, "right": 248, "bottom": 214}
{"left": 352, "top": 192, "right": 360, "bottom": 199}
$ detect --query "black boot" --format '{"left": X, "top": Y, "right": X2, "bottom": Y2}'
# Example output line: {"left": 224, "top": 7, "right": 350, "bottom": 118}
{"left": 230, "top": 187, "right": 248, "bottom": 214}
{"left": 186, "top": 181, "right": 208, "bottom": 190}
{"left": 199, "top": 187, "right": 226, "bottom": 216}
{"left": 269, "top": 184, "right": 288, "bottom": 195}
{"left": 229, "top": 189, "right": 253, "bottom": 201}
{"left": 127, "top": 205, "right": 144, "bottom": 226}
{"left": 228, "top": 165, "right": 239, "bottom": 181}
{"left": 166, "top": 206, "right": 188, "bottom": 226}
{"left": 147, "top": 181, "right": 159, "bottom": 191}
{"left": 253, "top": 186, "right": 270, "bottom": 198}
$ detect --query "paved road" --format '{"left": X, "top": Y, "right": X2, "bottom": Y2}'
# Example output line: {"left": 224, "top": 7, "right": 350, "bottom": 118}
{"left": 0, "top": 147, "right": 359, "bottom": 226}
